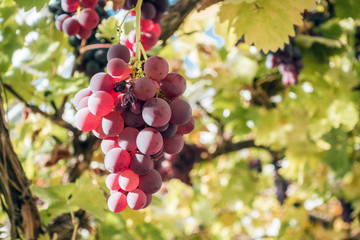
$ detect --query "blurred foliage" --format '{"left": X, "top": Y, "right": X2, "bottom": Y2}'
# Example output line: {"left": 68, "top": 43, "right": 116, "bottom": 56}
{"left": 0, "top": 0, "right": 360, "bottom": 239}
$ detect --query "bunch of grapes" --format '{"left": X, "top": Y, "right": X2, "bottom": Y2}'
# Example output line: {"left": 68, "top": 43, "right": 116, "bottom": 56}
{"left": 265, "top": 44, "right": 303, "bottom": 85}
{"left": 72, "top": 43, "right": 194, "bottom": 212}
{"left": 124, "top": 18, "right": 162, "bottom": 56}
{"left": 52, "top": 0, "right": 100, "bottom": 39}
{"left": 123, "top": 0, "right": 169, "bottom": 22}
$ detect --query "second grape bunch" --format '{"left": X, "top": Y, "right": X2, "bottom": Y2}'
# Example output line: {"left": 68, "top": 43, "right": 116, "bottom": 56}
{"left": 73, "top": 43, "right": 195, "bottom": 212}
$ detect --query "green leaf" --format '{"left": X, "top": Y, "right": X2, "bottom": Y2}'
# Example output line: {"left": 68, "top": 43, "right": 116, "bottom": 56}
{"left": 218, "top": 0, "right": 317, "bottom": 53}
{"left": 14, "top": 0, "right": 47, "bottom": 11}
{"left": 97, "top": 17, "right": 118, "bottom": 43}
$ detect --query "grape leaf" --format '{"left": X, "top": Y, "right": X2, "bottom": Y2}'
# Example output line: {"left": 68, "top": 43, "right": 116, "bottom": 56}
{"left": 334, "top": 0, "right": 360, "bottom": 19}
{"left": 14, "top": 0, "right": 47, "bottom": 11}
{"left": 218, "top": 0, "right": 317, "bottom": 53}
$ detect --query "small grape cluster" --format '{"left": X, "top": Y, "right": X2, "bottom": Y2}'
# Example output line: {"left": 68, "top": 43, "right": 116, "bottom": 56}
{"left": 73, "top": 44, "right": 194, "bottom": 212}
{"left": 265, "top": 45, "right": 303, "bottom": 85}
{"left": 52, "top": 0, "right": 100, "bottom": 39}
{"left": 124, "top": 18, "right": 162, "bottom": 56}
{"left": 123, "top": 0, "right": 169, "bottom": 22}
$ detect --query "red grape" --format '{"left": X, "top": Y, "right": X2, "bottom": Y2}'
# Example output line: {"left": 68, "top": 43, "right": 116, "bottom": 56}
{"left": 104, "top": 147, "right": 131, "bottom": 173}
{"left": 101, "top": 111, "right": 124, "bottom": 137}
{"left": 105, "top": 173, "right": 121, "bottom": 191}
{"left": 101, "top": 137, "right": 119, "bottom": 154}
{"left": 130, "top": 153, "right": 153, "bottom": 175}
{"left": 118, "top": 127, "right": 139, "bottom": 151}
{"left": 133, "top": 77, "right": 157, "bottom": 101}
{"left": 107, "top": 44, "right": 131, "bottom": 63}
{"left": 159, "top": 73, "right": 186, "bottom": 99}
{"left": 88, "top": 91, "right": 114, "bottom": 117}
{"left": 138, "top": 169, "right": 162, "bottom": 194}
{"left": 62, "top": 18, "right": 80, "bottom": 36}
{"left": 136, "top": 127, "right": 163, "bottom": 155}
{"left": 89, "top": 73, "right": 115, "bottom": 93}
{"left": 169, "top": 98, "right": 191, "bottom": 125}
{"left": 127, "top": 189, "right": 146, "bottom": 210}
{"left": 144, "top": 56, "right": 169, "bottom": 81}
{"left": 78, "top": 8, "right": 99, "bottom": 30}
{"left": 107, "top": 192, "right": 127, "bottom": 213}
{"left": 119, "top": 169, "right": 139, "bottom": 192}
{"left": 74, "top": 107, "right": 101, "bottom": 131}
{"left": 142, "top": 98, "right": 171, "bottom": 127}
{"left": 163, "top": 133, "right": 184, "bottom": 154}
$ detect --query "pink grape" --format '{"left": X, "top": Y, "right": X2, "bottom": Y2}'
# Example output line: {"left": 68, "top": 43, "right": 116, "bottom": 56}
{"left": 55, "top": 14, "right": 70, "bottom": 31}
{"left": 81, "top": 0, "right": 97, "bottom": 8}
{"left": 61, "top": 1, "right": 78, "bottom": 12}
{"left": 74, "top": 108, "right": 101, "bottom": 131}
{"left": 89, "top": 73, "right": 115, "bottom": 93}
{"left": 149, "top": 23, "right": 161, "bottom": 36}
{"left": 104, "top": 148, "right": 130, "bottom": 173}
{"left": 133, "top": 77, "right": 157, "bottom": 101}
{"left": 141, "top": 31, "right": 159, "bottom": 51}
{"left": 107, "top": 58, "right": 127, "bottom": 77}
{"left": 118, "top": 127, "right": 139, "bottom": 151}
{"left": 119, "top": 169, "right": 139, "bottom": 192}
{"left": 76, "top": 96, "right": 89, "bottom": 110}
{"left": 159, "top": 73, "right": 186, "bottom": 99}
{"left": 140, "top": 18, "right": 153, "bottom": 32}
{"left": 92, "top": 124, "right": 107, "bottom": 139}
{"left": 101, "top": 111, "right": 124, "bottom": 137}
{"left": 78, "top": 8, "right": 99, "bottom": 30}
{"left": 161, "top": 123, "right": 178, "bottom": 138}
{"left": 127, "top": 189, "right": 147, "bottom": 210}
{"left": 136, "top": 127, "right": 163, "bottom": 155}
{"left": 105, "top": 173, "right": 121, "bottom": 191}
{"left": 107, "top": 192, "right": 127, "bottom": 213}
{"left": 177, "top": 116, "right": 195, "bottom": 134}
{"left": 76, "top": 26, "right": 92, "bottom": 39}
{"left": 73, "top": 88, "right": 92, "bottom": 107}
{"left": 144, "top": 56, "right": 169, "bottom": 81}
{"left": 169, "top": 98, "right": 191, "bottom": 125}
{"left": 142, "top": 98, "right": 171, "bottom": 127}
{"left": 101, "top": 137, "right": 119, "bottom": 154}
{"left": 143, "top": 194, "right": 152, "bottom": 208}
{"left": 62, "top": 18, "right": 80, "bottom": 36}
{"left": 130, "top": 153, "right": 153, "bottom": 175}
{"left": 138, "top": 169, "right": 162, "bottom": 194}
{"left": 163, "top": 134, "right": 184, "bottom": 154}
{"left": 88, "top": 91, "right": 114, "bottom": 117}
{"left": 129, "top": 101, "right": 143, "bottom": 114}
{"left": 122, "top": 110, "right": 145, "bottom": 128}
{"left": 107, "top": 44, "right": 131, "bottom": 63}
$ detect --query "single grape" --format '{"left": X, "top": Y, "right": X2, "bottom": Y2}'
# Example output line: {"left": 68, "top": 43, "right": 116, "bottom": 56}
{"left": 89, "top": 73, "right": 115, "bottom": 93}
{"left": 73, "top": 88, "right": 92, "bottom": 108}
{"left": 132, "top": 77, "right": 156, "bottom": 101}
{"left": 163, "top": 133, "right": 184, "bottom": 154}
{"left": 130, "top": 153, "right": 154, "bottom": 175}
{"left": 105, "top": 173, "right": 121, "bottom": 191}
{"left": 78, "top": 8, "right": 99, "bottom": 30}
{"left": 62, "top": 18, "right": 80, "bottom": 36}
{"left": 74, "top": 108, "right": 101, "bottom": 131}
{"left": 142, "top": 98, "right": 171, "bottom": 127}
{"left": 104, "top": 147, "right": 131, "bottom": 173}
{"left": 127, "top": 189, "right": 147, "bottom": 210}
{"left": 101, "top": 137, "right": 119, "bottom": 154}
{"left": 177, "top": 116, "right": 195, "bottom": 134}
{"left": 136, "top": 127, "right": 163, "bottom": 155}
{"left": 122, "top": 110, "right": 145, "bottom": 128}
{"left": 143, "top": 194, "right": 152, "bottom": 208}
{"left": 102, "top": 111, "right": 124, "bottom": 137}
{"left": 76, "top": 96, "right": 89, "bottom": 110}
{"left": 141, "top": 31, "right": 159, "bottom": 51}
{"left": 149, "top": 23, "right": 161, "bottom": 36}
{"left": 153, "top": 0, "right": 169, "bottom": 13}
{"left": 138, "top": 169, "right": 162, "bottom": 194}
{"left": 107, "top": 58, "right": 127, "bottom": 77}
{"left": 88, "top": 91, "right": 114, "bottom": 117}
{"left": 161, "top": 123, "right": 178, "bottom": 138}
{"left": 159, "top": 73, "right": 186, "bottom": 99}
{"left": 55, "top": 14, "right": 70, "bottom": 31}
{"left": 119, "top": 169, "right": 139, "bottom": 192}
{"left": 169, "top": 98, "right": 191, "bottom": 125}
{"left": 107, "top": 192, "right": 127, "bottom": 213}
{"left": 94, "top": 49, "right": 108, "bottom": 66}
{"left": 81, "top": 0, "right": 98, "bottom": 8}
{"left": 117, "top": 127, "right": 139, "bottom": 151}
{"left": 107, "top": 44, "right": 131, "bottom": 63}
{"left": 76, "top": 26, "right": 92, "bottom": 39}
{"left": 61, "top": 1, "right": 78, "bottom": 12}
{"left": 141, "top": 2, "right": 156, "bottom": 20}
{"left": 144, "top": 56, "right": 169, "bottom": 81}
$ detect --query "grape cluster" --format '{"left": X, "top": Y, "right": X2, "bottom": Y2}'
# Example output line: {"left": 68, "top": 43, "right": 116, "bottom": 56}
{"left": 50, "top": 0, "right": 100, "bottom": 39}
{"left": 124, "top": 18, "right": 162, "bottom": 56}
{"left": 265, "top": 44, "right": 303, "bottom": 85}
{"left": 72, "top": 44, "right": 194, "bottom": 212}
{"left": 123, "top": 0, "right": 169, "bottom": 22}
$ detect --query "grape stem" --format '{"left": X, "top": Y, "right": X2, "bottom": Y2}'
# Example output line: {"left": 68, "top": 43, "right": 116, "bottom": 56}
{"left": 135, "top": 0, "right": 147, "bottom": 66}
{"left": 117, "top": 8, "right": 135, "bottom": 43}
